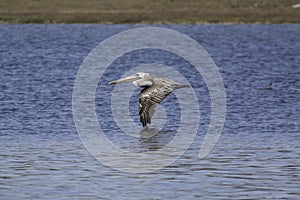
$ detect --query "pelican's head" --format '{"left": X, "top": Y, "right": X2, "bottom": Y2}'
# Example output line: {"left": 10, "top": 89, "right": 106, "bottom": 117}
{"left": 108, "top": 72, "right": 149, "bottom": 84}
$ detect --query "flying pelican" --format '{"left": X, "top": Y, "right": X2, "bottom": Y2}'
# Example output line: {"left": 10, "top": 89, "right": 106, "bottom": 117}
{"left": 108, "top": 72, "right": 189, "bottom": 127}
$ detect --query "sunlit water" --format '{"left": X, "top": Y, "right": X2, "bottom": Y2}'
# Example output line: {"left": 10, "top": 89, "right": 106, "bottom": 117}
{"left": 0, "top": 25, "right": 299, "bottom": 199}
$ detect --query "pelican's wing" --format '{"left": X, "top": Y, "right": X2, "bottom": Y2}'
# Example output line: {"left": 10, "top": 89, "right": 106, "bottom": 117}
{"left": 139, "top": 83, "right": 173, "bottom": 127}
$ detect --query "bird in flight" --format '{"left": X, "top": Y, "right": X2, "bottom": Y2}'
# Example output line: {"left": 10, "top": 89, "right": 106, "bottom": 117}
{"left": 109, "top": 72, "right": 189, "bottom": 127}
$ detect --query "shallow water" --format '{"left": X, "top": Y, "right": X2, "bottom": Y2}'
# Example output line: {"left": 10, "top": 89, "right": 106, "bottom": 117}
{"left": 0, "top": 24, "right": 300, "bottom": 199}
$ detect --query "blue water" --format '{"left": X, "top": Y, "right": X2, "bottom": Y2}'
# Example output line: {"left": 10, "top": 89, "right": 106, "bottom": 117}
{"left": 0, "top": 24, "right": 299, "bottom": 199}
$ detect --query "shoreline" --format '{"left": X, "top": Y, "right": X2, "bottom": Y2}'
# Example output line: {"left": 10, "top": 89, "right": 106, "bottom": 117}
{"left": 1, "top": 22, "right": 299, "bottom": 25}
{"left": 1, "top": 19, "right": 299, "bottom": 25}
{"left": 1, "top": 0, "right": 299, "bottom": 24}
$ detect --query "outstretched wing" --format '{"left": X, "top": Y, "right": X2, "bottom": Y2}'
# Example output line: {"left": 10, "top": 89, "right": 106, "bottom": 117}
{"left": 139, "top": 83, "right": 174, "bottom": 127}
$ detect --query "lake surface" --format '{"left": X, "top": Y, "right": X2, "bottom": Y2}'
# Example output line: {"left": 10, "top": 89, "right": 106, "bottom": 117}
{"left": 0, "top": 24, "right": 299, "bottom": 199}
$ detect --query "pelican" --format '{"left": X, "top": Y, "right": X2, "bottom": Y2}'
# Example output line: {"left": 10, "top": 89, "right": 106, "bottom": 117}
{"left": 108, "top": 72, "right": 189, "bottom": 127}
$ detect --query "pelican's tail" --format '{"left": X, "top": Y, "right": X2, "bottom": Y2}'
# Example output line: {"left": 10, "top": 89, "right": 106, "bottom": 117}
{"left": 176, "top": 84, "right": 190, "bottom": 89}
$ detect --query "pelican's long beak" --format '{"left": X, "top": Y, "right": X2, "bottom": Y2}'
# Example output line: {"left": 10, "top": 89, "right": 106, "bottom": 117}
{"left": 108, "top": 74, "right": 139, "bottom": 84}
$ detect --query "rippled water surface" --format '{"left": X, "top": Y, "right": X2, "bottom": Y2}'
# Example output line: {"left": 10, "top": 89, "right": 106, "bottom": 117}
{"left": 0, "top": 24, "right": 299, "bottom": 199}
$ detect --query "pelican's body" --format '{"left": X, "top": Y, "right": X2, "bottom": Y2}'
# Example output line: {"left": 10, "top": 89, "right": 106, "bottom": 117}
{"left": 109, "top": 72, "right": 189, "bottom": 127}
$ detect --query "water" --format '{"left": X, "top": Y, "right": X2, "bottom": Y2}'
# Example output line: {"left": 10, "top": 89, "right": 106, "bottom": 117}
{"left": 0, "top": 24, "right": 300, "bottom": 199}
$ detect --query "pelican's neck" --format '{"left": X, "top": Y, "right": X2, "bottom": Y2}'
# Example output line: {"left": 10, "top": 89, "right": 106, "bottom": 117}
{"left": 132, "top": 80, "right": 139, "bottom": 86}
